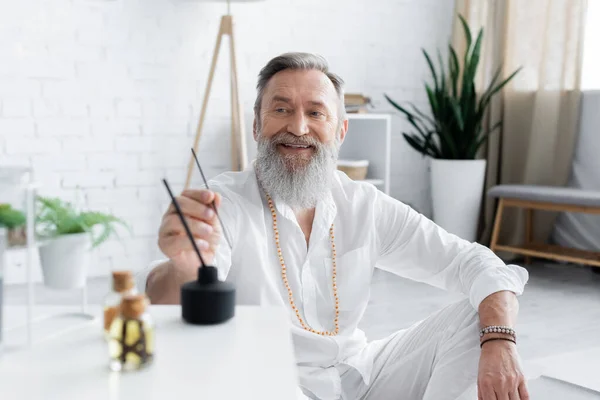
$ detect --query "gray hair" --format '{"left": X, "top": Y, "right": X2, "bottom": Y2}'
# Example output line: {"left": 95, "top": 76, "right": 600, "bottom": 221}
{"left": 253, "top": 52, "right": 346, "bottom": 127}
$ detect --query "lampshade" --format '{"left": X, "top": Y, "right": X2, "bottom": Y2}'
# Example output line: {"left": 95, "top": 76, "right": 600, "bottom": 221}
{"left": 183, "top": 0, "right": 264, "bottom": 2}
{"left": 178, "top": 0, "right": 265, "bottom": 8}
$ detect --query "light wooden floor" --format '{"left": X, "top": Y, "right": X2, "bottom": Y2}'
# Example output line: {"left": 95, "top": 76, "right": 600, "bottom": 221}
{"left": 5, "top": 261, "right": 600, "bottom": 398}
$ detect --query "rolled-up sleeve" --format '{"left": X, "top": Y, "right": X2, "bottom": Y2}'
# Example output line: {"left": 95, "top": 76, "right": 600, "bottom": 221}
{"left": 374, "top": 190, "right": 528, "bottom": 310}
{"left": 136, "top": 259, "right": 166, "bottom": 294}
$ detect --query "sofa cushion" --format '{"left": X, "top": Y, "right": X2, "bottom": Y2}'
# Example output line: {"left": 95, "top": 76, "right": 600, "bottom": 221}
{"left": 487, "top": 185, "right": 600, "bottom": 207}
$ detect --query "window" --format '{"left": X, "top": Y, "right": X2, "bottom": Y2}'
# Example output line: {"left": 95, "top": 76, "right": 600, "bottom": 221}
{"left": 581, "top": 0, "right": 600, "bottom": 90}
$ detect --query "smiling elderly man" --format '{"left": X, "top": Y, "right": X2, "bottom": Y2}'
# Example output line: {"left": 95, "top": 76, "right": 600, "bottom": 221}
{"left": 144, "top": 52, "right": 530, "bottom": 400}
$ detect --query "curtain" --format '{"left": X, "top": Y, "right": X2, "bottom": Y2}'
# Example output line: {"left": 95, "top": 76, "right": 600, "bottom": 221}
{"left": 552, "top": 92, "right": 600, "bottom": 251}
{"left": 452, "top": 0, "right": 587, "bottom": 249}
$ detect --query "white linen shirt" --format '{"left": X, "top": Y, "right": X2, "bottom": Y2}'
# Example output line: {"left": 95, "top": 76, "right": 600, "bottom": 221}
{"left": 143, "top": 164, "right": 528, "bottom": 400}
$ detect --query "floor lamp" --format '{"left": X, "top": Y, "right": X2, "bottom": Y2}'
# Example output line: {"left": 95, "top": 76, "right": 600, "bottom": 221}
{"left": 185, "top": 0, "right": 263, "bottom": 190}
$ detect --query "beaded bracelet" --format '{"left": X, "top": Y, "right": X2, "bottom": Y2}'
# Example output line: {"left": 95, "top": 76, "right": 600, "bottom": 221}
{"left": 480, "top": 337, "right": 516, "bottom": 348}
{"left": 479, "top": 325, "right": 516, "bottom": 339}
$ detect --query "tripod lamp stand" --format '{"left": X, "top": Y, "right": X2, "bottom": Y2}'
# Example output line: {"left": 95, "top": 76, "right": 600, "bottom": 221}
{"left": 185, "top": 0, "right": 263, "bottom": 189}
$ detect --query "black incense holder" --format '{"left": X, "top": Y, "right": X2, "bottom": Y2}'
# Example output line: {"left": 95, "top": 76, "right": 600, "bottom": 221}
{"left": 181, "top": 266, "right": 235, "bottom": 324}
{"left": 162, "top": 179, "right": 235, "bottom": 325}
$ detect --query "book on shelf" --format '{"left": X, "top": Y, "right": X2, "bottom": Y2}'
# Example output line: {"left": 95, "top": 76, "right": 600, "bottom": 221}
{"left": 344, "top": 93, "right": 372, "bottom": 113}
{"left": 345, "top": 105, "right": 369, "bottom": 113}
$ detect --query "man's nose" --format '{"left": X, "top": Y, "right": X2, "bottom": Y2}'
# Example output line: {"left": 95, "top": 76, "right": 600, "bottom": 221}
{"left": 287, "top": 112, "right": 310, "bottom": 136}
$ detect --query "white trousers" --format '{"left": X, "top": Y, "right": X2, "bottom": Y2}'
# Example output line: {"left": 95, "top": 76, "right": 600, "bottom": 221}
{"left": 337, "top": 299, "right": 480, "bottom": 400}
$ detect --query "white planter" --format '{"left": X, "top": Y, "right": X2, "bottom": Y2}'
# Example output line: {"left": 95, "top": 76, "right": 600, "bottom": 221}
{"left": 430, "top": 159, "right": 487, "bottom": 242}
{"left": 38, "top": 233, "right": 91, "bottom": 290}
{"left": 0, "top": 228, "right": 5, "bottom": 348}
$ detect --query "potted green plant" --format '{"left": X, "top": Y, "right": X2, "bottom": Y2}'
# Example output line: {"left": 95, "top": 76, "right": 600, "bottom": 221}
{"left": 385, "top": 15, "right": 520, "bottom": 241}
{"left": 0, "top": 204, "right": 27, "bottom": 247}
{"left": 36, "top": 196, "right": 128, "bottom": 290}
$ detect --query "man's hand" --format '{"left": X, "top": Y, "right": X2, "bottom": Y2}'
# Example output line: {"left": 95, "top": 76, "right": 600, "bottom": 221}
{"left": 478, "top": 340, "right": 529, "bottom": 400}
{"left": 477, "top": 290, "right": 528, "bottom": 399}
{"left": 156, "top": 189, "right": 222, "bottom": 287}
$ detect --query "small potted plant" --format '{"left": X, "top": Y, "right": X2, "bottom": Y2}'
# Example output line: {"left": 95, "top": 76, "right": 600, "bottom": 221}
{"left": 0, "top": 204, "right": 27, "bottom": 247}
{"left": 36, "top": 196, "right": 128, "bottom": 290}
{"left": 385, "top": 15, "right": 520, "bottom": 241}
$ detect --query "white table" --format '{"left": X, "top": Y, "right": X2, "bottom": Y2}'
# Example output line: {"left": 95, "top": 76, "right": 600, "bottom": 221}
{"left": 0, "top": 305, "right": 299, "bottom": 399}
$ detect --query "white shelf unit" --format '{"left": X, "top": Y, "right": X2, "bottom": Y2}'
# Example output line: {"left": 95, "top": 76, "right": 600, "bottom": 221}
{"left": 1, "top": 179, "right": 93, "bottom": 349}
{"left": 340, "top": 114, "right": 391, "bottom": 195}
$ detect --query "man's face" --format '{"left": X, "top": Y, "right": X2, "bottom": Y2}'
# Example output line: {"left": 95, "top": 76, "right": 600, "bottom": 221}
{"left": 254, "top": 69, "right": 348, "bottom": 169}
{"left": 252, "top": 69, "right": 349, "bottom": 209}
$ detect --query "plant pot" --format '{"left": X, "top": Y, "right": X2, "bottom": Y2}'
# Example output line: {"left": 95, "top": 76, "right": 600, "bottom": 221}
{"left": 7, "top": 226, "right": 26, "bottom": 248}
{"left": 430, "top": 159, "right": 486, "bottom": 242}
{"left": 0, "top": 228, "right": 6, "bottom": 349}
{"left": 38, "top": 233, "right": 91, "bottom": 290}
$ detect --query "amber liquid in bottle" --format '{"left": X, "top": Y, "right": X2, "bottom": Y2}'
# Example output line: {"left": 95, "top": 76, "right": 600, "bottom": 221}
{"left": 108, "top": 294, "right": 154, "bottom": 372}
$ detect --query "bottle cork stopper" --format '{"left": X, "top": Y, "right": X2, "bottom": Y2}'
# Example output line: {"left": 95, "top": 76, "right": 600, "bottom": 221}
{"left": 121, "top": 294, "right": 147, "bottom": 319}
{"left": 112, "top": 270, "right": 134, "bottom": 293}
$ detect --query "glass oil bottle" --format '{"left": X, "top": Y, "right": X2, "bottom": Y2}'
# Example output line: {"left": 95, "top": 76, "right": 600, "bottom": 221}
{"left": 108, "top": 294, "right": 154, "bottom": 372}
{"left": 103, "top": 270, "right": 137, "bottom": 340}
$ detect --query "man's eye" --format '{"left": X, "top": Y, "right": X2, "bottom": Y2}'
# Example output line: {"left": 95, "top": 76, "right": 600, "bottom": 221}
{"left": 275, "top": 108, "right": 287, "bottom": 113}
{"left": 311, "top": 111, "right": 324, "bottom": 117}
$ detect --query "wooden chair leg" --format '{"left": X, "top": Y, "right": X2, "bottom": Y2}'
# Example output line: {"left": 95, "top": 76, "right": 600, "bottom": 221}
{"left": 490, "top": 198, "right": 505, "bottom": 252}
{"left": 524, "top": 208, "right": 533, "bottom": 264}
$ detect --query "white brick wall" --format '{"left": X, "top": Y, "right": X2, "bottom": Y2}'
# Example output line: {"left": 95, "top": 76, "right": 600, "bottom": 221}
{"left": 0, "top": 0, "right": 455, "bottom": 283}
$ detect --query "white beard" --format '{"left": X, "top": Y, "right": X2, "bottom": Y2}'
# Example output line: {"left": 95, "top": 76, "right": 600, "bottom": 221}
{"left": 254, "top": 131, "right": 340, "bottom": 210}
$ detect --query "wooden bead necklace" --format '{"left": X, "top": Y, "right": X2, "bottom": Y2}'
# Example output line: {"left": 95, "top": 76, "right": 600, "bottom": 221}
{"left": 266, "top": 194, "right": 340, "bottom": 336}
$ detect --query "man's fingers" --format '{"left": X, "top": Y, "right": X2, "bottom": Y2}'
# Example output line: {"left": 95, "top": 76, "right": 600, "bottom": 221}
{"left": 159, "top": 234, "right": 210, "bottom": 255}
{"left": 518, "top": 381, "right": 530, "bottom": 400}
{"left": 214, "top": 192, "right": 222, "bottom": 208}
{"left": 181, "top": 189, "right": 215, "bottom": 204}
{"left": 181, "top": 189, "right": 222, "bottom": 212}
{"left": 479, "top": 378, "right": 498, "bottom": 400}
{"left": 166, "top": 195, "right": 215, "bottom": 221}
{"left": 510, "top": 376, "right": 524, "bottom": 400}
{"left": 482, "top": 391, "right": 498, "bottom": 400}
{"left": 495, "top": 388, "right": 509, "bottom": 400}
{"left": 160, "top": 214, "right": 214, "bottom": 239}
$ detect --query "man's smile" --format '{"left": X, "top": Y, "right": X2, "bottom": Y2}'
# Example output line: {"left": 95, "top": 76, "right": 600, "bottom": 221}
{"left": 277, "top": 143, "right": 315, "bottom": 155}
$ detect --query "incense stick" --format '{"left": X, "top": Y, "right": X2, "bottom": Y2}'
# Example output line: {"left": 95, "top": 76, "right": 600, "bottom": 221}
{"left": 162, "top": 179, "right": 206, "bottom": 268}
{"left": 191, "top": 148, "right": 233, "bottom": 249}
